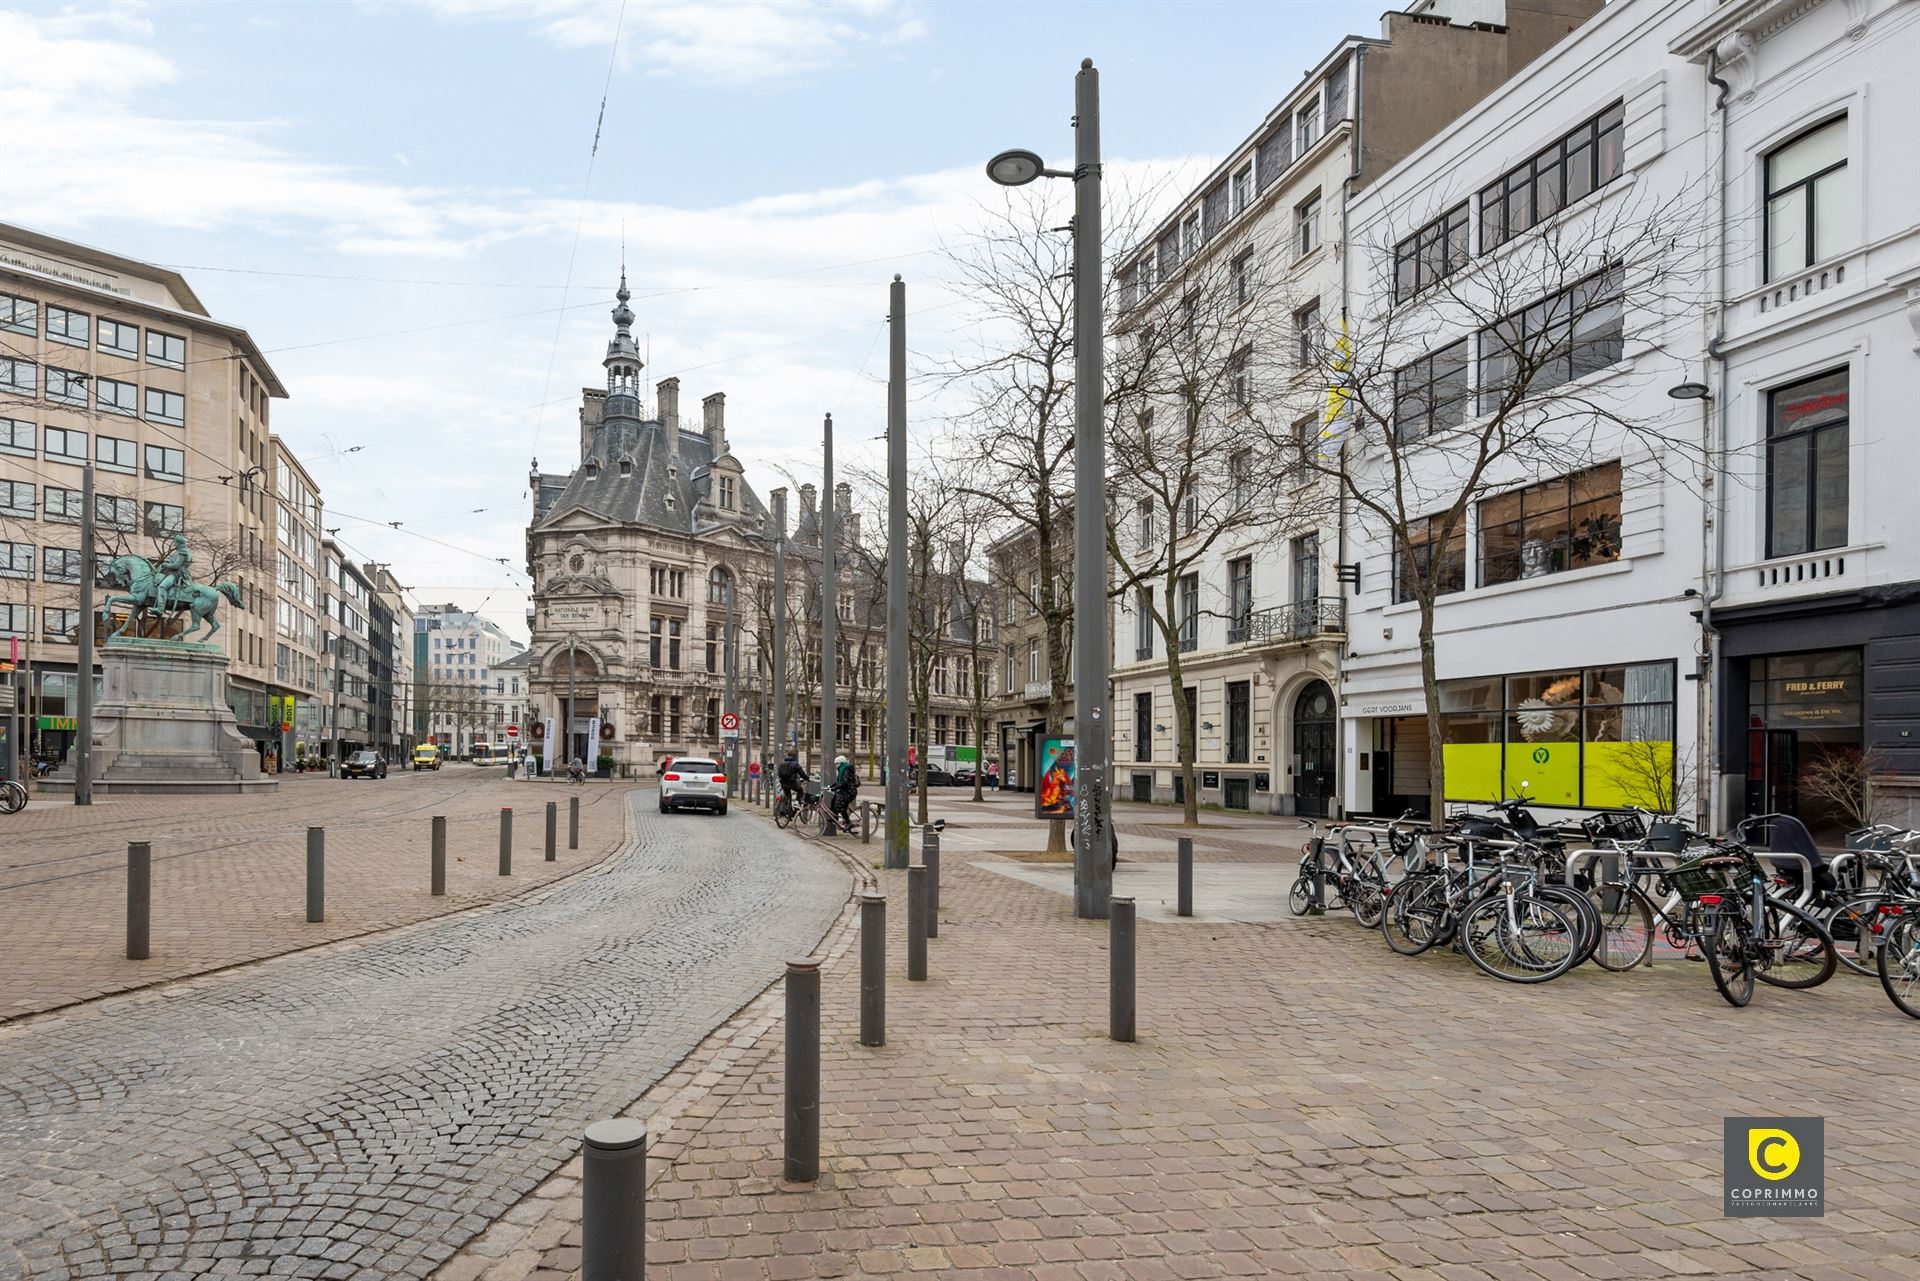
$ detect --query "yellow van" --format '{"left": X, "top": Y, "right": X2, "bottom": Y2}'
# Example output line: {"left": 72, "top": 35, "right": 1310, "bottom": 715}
{"left": 411, "top": 745, "right": 442, "bottom": 771}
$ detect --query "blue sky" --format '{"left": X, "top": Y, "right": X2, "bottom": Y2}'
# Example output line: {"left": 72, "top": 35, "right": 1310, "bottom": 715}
{"left": 2, "top": 0, "right": 1385, "bottom": 638}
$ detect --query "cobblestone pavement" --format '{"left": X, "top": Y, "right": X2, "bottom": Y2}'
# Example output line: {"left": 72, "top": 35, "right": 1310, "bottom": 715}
{"left": 0, "top": 792, "right": 851, "bottom": 1280}
{"left": 452, "top": 825, "right": 1920, "bottom": 1281}
{"left": 0, "top": 772, "right": 631, "bottom": 1020}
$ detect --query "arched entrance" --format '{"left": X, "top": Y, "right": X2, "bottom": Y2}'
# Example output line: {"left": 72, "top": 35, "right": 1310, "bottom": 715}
{"left": 1293, "top": 681, "right": 1336, "bottom": 818}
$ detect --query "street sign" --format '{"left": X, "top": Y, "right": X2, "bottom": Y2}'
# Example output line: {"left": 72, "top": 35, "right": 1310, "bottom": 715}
{"left": 720, "top": 711, "right": 740, "bottom": 739}
{"left": 748, "top": 761, "right": 761, "bottom": 777}
{"left": 505, "top": 725, "right": 520, "bottom": 739}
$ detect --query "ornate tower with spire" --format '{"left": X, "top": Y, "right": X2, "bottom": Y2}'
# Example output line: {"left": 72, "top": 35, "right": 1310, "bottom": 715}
{"left": 603, "top": 271, "right": 642, "bottom": 421}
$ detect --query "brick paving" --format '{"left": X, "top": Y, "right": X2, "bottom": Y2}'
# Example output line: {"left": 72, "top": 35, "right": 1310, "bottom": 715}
{"left": 0, "top": 771, "right": 630, "bottom": 1021}
{"left": 445, "top": 806, "right": 1920, "bottom": 1281}
{"left": 0, "top": 791, "right": 851, "bottom": 1279}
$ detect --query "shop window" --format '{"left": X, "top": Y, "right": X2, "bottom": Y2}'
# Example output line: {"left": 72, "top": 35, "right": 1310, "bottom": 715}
{"left": 1227, "top": 681, "right": 1250, "bottom": 763}
{"left": 1766, "top": 369, "right": 1848, "bottom": 558}
{"left": 1478, "top": 461, "right": 1622, "bottom": 586}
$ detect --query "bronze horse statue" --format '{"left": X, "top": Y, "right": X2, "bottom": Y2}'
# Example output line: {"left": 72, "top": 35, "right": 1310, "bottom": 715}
{"left": 101, "top": 555, "right": 243, "bottom": 641}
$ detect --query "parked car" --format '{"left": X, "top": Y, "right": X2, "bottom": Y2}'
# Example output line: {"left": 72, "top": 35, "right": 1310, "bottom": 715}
{"left": 909, "top": 765, "right": 958, "bottom": 788}
{"left": 660, "top": 756, "right": 728, "bottom": 816}
{"left": 343, "top": 751, "right": 389, "bottom": 780}
{"left": 411, "top": 745, "right": 441, "bottom": 771}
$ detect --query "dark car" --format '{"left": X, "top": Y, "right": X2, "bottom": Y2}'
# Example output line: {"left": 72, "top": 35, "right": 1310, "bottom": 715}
{"left": 951, "top": 767, "right": 977, "bottom": 787}
{"left": 342, "top": 751, "right": 388, "bottom": 780}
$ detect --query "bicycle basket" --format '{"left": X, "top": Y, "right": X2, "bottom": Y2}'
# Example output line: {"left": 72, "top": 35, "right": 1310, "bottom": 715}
{"left": 1665, "top": 849, "right": 1759, "bottom": 901}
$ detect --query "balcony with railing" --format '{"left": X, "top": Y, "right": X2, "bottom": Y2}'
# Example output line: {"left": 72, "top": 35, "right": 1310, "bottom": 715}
{"left": 1227, "top": 596, "right": 1346, "bottom": 647}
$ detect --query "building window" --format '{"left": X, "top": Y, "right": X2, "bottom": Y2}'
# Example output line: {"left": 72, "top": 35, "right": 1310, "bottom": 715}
{"left": 0, "top": 481, "right": 31, "bottom": 518}
{"left": 143, "top": 502, "right": 185, "bottom": 536}
{"left": 96, "top": 318, "right": 139, "bottom": 358}
{"left": 1228, "top": 350, "right": 1251, "bottom": 410}
{"left": 1765, "top": 116, "right": 1847, "bottom": 281}
{"left": 1479, "top": 462, "right": 1622, "bottom": 587}
{"left": 1026, "top": 569, "right": 1039, "bottom": 617}
{"left": 144, "top": 445, "right": 185, "bottom": 482}
{"left": 1296, "top": 97, "right": 1322, "bottom": 153}
{"left": 0, "top": 358, "right": 36, "bottom": 399}
{"left": 1137, "top": 498, "right": 1154, "bottom": 548}
{"left": 145, "top": 388, "right": 186, "bottom": 426}
{"left": 1291, "top": 414, "right": 1315, "bottom": 474}
{"left": 1477, "top": 267, "right": 1623, "bottom": 414}
{"left": 719, "top": 475, "right": 736, "bottom": 509}
{"left": 1026, "top": 637, "right": 1039, "bottom": 684}
{"left": 96, "top": 377, "right": 138, "bottom": 416}
{"left": 1291, "top": 533, "right": 1320, "bottom": 603}
{"left": 1229, "top": 448, "right": 1252, "bottom": 507}
{"left": 0, "top": 293, "right": 37, "bottom": 336}
{"left": 42, "top": 607, "right": 80, "bottom": 641}
{"left": 1225, "top": 557, "right": 1254, "bottom": 641}
{"left": 1232, "top": 251, "right": 1254, "bottom": 307}
{"left": 45, "top": 306, "right": 89, "bottom": 348}
{"left": 1394, "top": 203, "right": 1470, "bottom": 302}
{"left": 1135, "top": 587, "right": 1153, "bottom": 660}
{"left": 44, "top": 427, "right": 86, "bottom": 464}
{"left": 1295, "top": 194, "right": 1322, "bottom": 258}
{"left": 98, "top": 495, "right": 138, "bottom": 530}
{"left": 1177, "top": 573, "right": 1199, "bottom": 652}
{"left": 649, "top": 695, "right": 663, "bottom": 737}
{"left": 1134, "top": 692, "right": 1153, "bottom": 763}
{"left": 1392, "top": 339, "right": 1470, "bottom": 440}
{"left": 0, "top": 417, "right": 29, "bottom": 457}
{"left": 1227, "top": 681, "right": 1250, "bottom": 763}
{"left": 0, "top": 603, "right": 24, "bottom": 635}
{"left": 1393, "top": 513, "right": 1466, "bottom": 604}
{"left": 46, "top": 367, "right": 88, "bottom": 407}
{"left": 0, "top": 541, "right": 30, "bottom": 578}
{"left": 1294, "top": 300, "right": 1320, "bottom": 368}
{"left": 1004, "top": 643, "right": 1015, "bottom": 693}
{"left": 146, "top": 330, "right": 186, "bottom": 368}
{"left": 42, "top": 547, "right": 82, "bottom": 583}
{"left": 95, "top": 434, "right": 136, "bottom": 474}
{"left": 1479, "top": 101, "right": 1624, "bottom": 253}
{"left": 1231, "top": 163, "right": 1253, "bottom": 216}
{"left": 1181, "top": 213, "right": 1201, "bottom": 259}
{"left": 1181, "top": 488, "right": 1198, "bottom": 535}
{"left": 1765, "top": 369, "right": 1849, "bottom": 558}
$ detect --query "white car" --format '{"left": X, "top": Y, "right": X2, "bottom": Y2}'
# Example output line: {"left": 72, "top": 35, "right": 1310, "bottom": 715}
{"left": 659, "top": 757, "right": 728, "bottom": 816}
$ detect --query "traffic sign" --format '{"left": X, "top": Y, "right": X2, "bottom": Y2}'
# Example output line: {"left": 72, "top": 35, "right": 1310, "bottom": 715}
{"left": 505, "top": 725, "right": 520, "bottom": 739}
{"left": 720, "top": 711, "right": 740, "bottom": 739}
{"left": 748, "top": 761, "right": 761, "bottom": 777}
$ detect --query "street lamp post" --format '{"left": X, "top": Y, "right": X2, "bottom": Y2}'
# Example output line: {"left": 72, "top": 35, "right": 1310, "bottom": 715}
{"left": 884, "top": 276, "right": 910, "bottom": 870}
{"left": 772, "top": 489, "right": 789, "bottom": 757}
{"left": 987, "top": 57, "right": 1110, "bottom": 919}
{"left": 75, "top": 463, "right": 95, "bottom": 806}
{"left": 724, "top": 580, "right": 738, "bottom": 798}
{"left": 820, "top": 414, "right": 837, "bottom": 776}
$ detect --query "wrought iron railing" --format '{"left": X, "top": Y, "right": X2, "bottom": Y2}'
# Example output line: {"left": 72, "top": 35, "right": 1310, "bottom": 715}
{"left": 1232, "top": 597, "right": 1345, "bottom": 646}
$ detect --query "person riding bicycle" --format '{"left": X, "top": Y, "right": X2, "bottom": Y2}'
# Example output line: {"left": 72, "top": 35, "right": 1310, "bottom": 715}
{"left": 827, "top": 754, "right": 859, "bottom": 832}
{"left": 776, "top": 751, "right": 809, "bottom": 807}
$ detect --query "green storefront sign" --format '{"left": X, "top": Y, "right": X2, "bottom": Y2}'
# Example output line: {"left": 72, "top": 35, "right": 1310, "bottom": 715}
{"left": 37, "top": 715, "right": 76, "bottom": 732}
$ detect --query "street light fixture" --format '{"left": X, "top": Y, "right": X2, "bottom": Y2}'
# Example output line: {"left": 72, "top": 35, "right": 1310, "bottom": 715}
{"left": 1667, "top": 381, "right": 1711, "bottom": 401}
{"left": 987, "top": 57, "right": 1111, "bottom": 921}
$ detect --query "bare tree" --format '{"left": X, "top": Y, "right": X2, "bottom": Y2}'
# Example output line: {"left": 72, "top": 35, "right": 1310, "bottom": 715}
{"left": 1107, "top": 232, "right": 1325, "bottom": 823}
{"left": 1273, "top": 183, "right": 1708, "bottom": 813}
{"left": 1799, "top": 747, "right": 1896, "bottom": 832}
{"left": 1600, "top": 738, "right": 1698, "bottom": 816}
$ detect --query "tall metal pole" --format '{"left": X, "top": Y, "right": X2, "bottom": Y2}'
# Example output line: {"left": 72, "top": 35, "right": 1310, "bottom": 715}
{"left": 1071, "top": 58, "right": 1110, "bottom": 919}
{"left": 772, "top": 490, "right": 789, "bottom": 757}
{"left": 885, "top": 276, "right": 910, "bottom": 871}
{"left": 723, "top": 582, "right": 738, "bottom": 797}
{"left": 75, "top": 464, "right": 95, "bottom": 806}
{"left": 820, "top": 414, "right": 838, "bottom": 775}
{"left": 328, "top": 634, "right": 342, "bottom": 778}
{"left": 566, "top": 634, "right": 577, "bottom": 774}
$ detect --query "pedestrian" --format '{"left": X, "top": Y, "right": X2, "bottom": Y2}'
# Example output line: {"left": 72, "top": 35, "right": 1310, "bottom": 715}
{"left": 986, "top": 760, "right": 999, "bottom": 790}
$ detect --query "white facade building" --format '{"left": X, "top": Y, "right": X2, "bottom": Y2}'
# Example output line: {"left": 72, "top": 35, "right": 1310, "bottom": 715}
{"left": 416, "top": 603, "right": 525, "bottom": 757}
{"left": 1338, "top": 0, "right": 1716, "bottom": 820}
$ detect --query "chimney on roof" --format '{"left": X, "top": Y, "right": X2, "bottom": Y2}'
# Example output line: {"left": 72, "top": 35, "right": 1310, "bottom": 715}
{"left": 834, "top": 481, "right": 852, "bottom": 518}
{"left": 703, "top": 392, "right": 727, "bottom": 458}
{"left": 848, "top": 513, "right": 862, "bottom": 547}
{"left": 799, "top": 483, "right": 817, "bottom": 520}
{"left": 770, "top": 487, "right": 788, "bottom": 541}
{"left": 657, "top": 376, "right": 680, "bottom": 471}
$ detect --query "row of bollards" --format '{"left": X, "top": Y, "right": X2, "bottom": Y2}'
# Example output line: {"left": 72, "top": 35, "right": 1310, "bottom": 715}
{"left": 581, "top": 824, "right": 1144, "bottom": 1277}
{"left": 124, "top": 794, "right": 587, "bottom": 958}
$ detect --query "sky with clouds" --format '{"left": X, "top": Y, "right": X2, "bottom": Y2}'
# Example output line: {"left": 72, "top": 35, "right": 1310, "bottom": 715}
{"left": 1, "top": 0, "right": 1385, "bottom": 640}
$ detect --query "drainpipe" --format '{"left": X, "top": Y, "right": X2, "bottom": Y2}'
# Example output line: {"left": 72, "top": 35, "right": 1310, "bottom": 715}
{"left": 1699, "top": 50, "right": 1733, "bottom": 832}
{"left": 1333, "top": 46, "right": 1365, "bottom": 821}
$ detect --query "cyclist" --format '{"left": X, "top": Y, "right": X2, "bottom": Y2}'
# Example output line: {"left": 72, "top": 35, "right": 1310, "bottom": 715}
{"left": 776, "top": 751, "right": 809, "bottom": 813}
{"left": 827, "top": 754, "right": 859, "bottom": 833}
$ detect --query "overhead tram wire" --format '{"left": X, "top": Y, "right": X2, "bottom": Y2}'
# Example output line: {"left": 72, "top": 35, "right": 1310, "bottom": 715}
{"left": 528, "top": 0, "right": 627, "bottom": 465}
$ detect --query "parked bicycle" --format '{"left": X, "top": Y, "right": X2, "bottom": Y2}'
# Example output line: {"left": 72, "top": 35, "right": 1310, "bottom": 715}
{"left": 0, "top": 778, "right": 25, "bottom": 815}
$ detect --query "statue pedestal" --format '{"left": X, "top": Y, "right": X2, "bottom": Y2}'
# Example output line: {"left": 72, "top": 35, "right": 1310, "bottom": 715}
{"left": 46, "top": 638, "right": 276, "bottom": 795}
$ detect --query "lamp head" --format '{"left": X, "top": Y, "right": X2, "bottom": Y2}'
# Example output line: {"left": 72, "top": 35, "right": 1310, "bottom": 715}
{"left": 986, "top": 149, "right": 1046, "bottom": 187}
{"left": 1667, "top": 381, "right": 1711, "bottom": 401}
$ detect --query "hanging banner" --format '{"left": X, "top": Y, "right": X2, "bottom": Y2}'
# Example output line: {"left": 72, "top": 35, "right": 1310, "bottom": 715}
{"left": 541, "top": 715, "right": 557, "bottom": 775}
{"left": 586, "top": 717, "right": 601, "bottom": 764}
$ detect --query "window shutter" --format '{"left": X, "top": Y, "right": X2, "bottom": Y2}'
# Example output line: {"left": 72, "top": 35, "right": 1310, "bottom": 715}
{"left": 1202, "top": 182, "right": 1229, "bottom": 241}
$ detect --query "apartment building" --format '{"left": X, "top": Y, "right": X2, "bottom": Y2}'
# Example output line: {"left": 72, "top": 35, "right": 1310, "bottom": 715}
{"left": 986, "top": 512, "right": 1074, "bottom": 794}
{"left": 364, "top": 561, "right": 413, "bottom": 761}
{"left": 1671, "top": 0, "right": 1920, "bottom": 829}
{"left": 0, "top": 222, "right": 289, "bottom": 768}
{"left": 320, "top": 540, "right": 374, "bottom": 759}
{"left": 416, "top": 602, "right": 525, "bottom": 757}
{"left": 1108, "top": 0, "right": 1603, "bottom": 816}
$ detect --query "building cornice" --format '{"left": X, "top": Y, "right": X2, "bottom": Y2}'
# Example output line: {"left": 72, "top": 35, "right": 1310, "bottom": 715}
{"left": 1669, "top": 0, "right": 1870, "bottom": 66}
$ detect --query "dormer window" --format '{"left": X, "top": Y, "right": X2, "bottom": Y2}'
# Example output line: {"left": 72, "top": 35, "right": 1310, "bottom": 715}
{"left": 585, "top": 460, "right": 600, "bottom": 478}
{"left": 619, "top": 457, "right": 632, "bottom": 477}
{"left": 719, "top": 475, "right": 736, "bottom": 509}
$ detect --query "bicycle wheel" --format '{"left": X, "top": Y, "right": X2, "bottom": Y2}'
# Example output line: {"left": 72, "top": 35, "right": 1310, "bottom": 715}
{"left": 1535, "top": 884, "right": 1604, "bottom": 968}
{"left": 1381, "top": 876, "right": 1448, "bottom": 957}
{"left": 773, "top": 798, "right": 793, "bottom": 829}
{"left": 1287, "top": 877, "right": 1312, "bottom": 917}
{"left": 1588, "top": 882, "right": 1655, "bottom": 972}
{"left": 1819, "top": 893, "right": 1886, "bottom": 977}
{"left": 1755, "top": 899, "right": 1838, "bottom": 990}
{"left": 0, "top": 780, "right": 24, "bottom": 815}
{"left": 1701, "top": 909, "right": 1755, "bottom": 1008}
{"left": 1460, "top": 891, "right": 1578, "bottom": 983}
{"left": 1876, "top": 914, "right": 1920, "bottom": 1019}
{"left": 1349, "top": 882, "right": 1386, "bottom": 929}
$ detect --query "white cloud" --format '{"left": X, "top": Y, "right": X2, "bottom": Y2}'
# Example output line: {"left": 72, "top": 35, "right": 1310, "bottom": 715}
{"left": 417, "top": 0, "right": 926, "bottom": 82}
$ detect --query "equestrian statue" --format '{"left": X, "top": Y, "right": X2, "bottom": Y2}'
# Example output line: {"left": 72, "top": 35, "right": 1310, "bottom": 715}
{"left": 100, "top": 534, "right": 244, "bottom": 642}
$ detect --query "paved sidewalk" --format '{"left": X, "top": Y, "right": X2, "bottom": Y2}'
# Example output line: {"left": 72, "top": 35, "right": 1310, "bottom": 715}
{"left": 442, "top": 812, "right": 1920, "bottom": 1281}
{"left": 0, "top": 771, "right": 631, "bottom": 1020}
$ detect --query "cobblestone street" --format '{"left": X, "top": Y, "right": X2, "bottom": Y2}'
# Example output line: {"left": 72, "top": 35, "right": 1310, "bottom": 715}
{"left": 0, "top": 791, "right": 850, "bottom": 1280}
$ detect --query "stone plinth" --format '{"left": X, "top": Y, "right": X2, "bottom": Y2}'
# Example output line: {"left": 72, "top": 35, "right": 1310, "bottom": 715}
{"left": 46, "top": 638, "right": 276, "bottom": 794}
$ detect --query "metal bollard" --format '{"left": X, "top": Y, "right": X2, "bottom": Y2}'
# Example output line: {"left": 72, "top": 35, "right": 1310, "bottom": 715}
{"left": 860, "top": 893, "right": 885, "bottom": 1047}
{"left": 861, "top": 801, "right": 872, "bottom": 845}
{"left": 1309, "top": 838, "right": 1327, "bottom": 916}
{"left": 581, "top": 1118, "right": 647, "bottom": 1281}
{"left": 906, "top": 865, "right": 928, "bottom": 981}
{"left": 126, "top": 841, "right": 151, "bottom": 960}
{"left": 306, "top": 827, "right": 325, "bottom": 923}
{"left": 1177, "top": 836, "right": 1193, "bottom": 918}
{"left": 431, "top": 816, "right": 447, "bottom": 896}
{"left": 924, "top": 833, "right": 940, "bottom": 939}
{"left": 569, "top": 794, "right": 580, "bottom": 850}
{"left": 784, "top": 958, "right": 821, "bottom": 1183}
{"left": 499, "top": 808, "right": 512, "bottom": 876}
{"left": 1110, "top": 896, "right": 1136, "bottom": 1043}
{"left": 545, "top": 801, "right": 558, "bottom": 862}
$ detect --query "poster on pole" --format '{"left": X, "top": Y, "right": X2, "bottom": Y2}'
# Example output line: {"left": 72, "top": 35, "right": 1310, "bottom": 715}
{"left": 541, "top": 715, "right": 557, "bottom": 775}
{"left": 1035, "top": 737, "right": 1075, "bottom": 820}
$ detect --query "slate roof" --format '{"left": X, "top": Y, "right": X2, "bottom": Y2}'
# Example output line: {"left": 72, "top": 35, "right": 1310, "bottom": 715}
{"left": 532, "top": 405, "right": 769, "bottom": 538}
